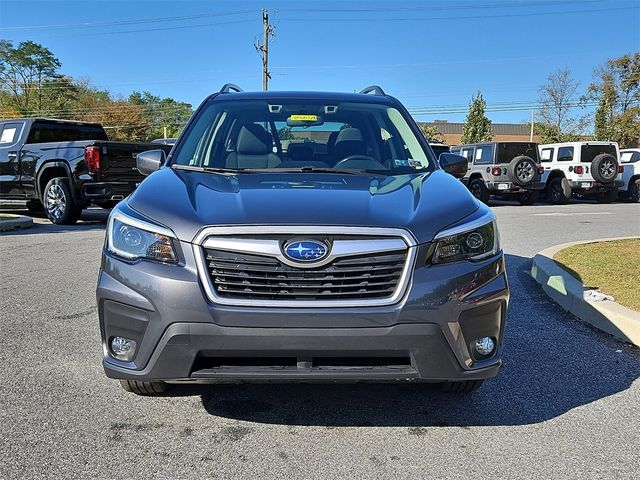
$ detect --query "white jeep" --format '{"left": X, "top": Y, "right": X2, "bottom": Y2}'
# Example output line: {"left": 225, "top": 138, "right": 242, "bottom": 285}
{"left": 539, "top": 141, "right": 623, "bottom": 204}
{"left": 451, "top": 141, "right": 544, "bottom": 205}
{"left": 618, "top": 148, "right": 640, "bottom": 203}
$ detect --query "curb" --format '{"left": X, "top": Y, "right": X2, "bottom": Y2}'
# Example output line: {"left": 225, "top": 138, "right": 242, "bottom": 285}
{"left": 0, "top": 215, "right": 33, "bottom": 232}
{"left": 531, "top": 236, "right": 640, "bottom": 347}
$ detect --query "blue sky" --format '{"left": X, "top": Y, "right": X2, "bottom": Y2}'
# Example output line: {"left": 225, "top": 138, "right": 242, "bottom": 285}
{"left": 0, "top": 0, "right": 638, "bottom": 125}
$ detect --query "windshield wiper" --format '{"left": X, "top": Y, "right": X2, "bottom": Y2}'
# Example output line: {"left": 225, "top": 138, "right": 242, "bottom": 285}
{"left": 241, "top": 166, "right": 366, "bottom": 175}
{"left": 172, "top": 165, "right": 250, "bottom": 175}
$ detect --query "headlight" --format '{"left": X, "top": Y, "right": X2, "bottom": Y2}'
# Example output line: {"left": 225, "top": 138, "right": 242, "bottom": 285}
{"left": 432, "top": 214, "right": 499, "bottom": 264}
{"left": 107, "top": 210, "right": 177, "bottom": 263}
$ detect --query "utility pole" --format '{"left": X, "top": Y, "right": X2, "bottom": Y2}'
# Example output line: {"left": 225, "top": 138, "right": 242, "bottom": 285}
{"left": 254, "top": 9, "right": 275, "bottom": 91}
{"left": 530, "top": 110, "right": 535, "bottom": 142}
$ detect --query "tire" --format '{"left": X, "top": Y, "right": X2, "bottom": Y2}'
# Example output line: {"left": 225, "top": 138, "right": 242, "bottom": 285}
{"left": 43, "top": 177, "right": 82, "bottom": 225}
{"left": 629, "top": 179, "right": 640, "bottom": 203}
{"left": 507, "top": 155, "right": 536, "bottom": 187}
{"left": 439, "top": 380, "right": 484, "bottom": 393}
{"left": 25, "top": 198, "right": 44, "bottom": 213}
{"left": 596, "top": 188, "right": 618, "bottom": 204}
{"left": 517, "top": 190, "right": 539, "bottom": 205}
{"left": 468, "top": 178, "right": 490, "bottom": 204}
{"left": 548, "top": 177, "right": 570, "bottom": 205}
{"left": 591, "top": 154, "right": 619, "bottom": 183}
{"left": 119, "top": 379, "right": 167, "bottom": 395}
{"left": 95, "top": 200, "right": 119, "bottom": 209}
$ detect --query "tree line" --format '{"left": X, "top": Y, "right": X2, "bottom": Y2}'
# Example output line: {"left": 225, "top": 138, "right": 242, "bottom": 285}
{"left": 420, "top": 52, "right": 639, "bottom": 148}
{"left": 0, "top": 40, "right": 193, "bottom": 141}
{"left": 1, "top": 40, "right": 637, "bottom": 147}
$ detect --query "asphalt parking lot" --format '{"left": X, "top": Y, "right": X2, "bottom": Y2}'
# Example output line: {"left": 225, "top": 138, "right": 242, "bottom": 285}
{"left": 1, "top": 201, "right": 639, "bottom": 479}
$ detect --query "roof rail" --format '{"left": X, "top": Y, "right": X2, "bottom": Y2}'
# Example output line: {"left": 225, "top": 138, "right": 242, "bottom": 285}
{"left": 219, "top": 83, "right": 244, "bottom": 94}
{"left": 359, "top": 85, "right": 386, "bottom": 96}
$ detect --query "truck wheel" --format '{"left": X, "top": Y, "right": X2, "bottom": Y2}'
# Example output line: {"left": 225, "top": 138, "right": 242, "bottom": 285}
{"left": 439, "top": 380, "right": 484, "bottom": 393}
{"left": 596, "top": 188, "right": 618, "bottom": 204}
{"left": 591, "top": 154, "right": 619, "bottom": 183}
{"left": 548, "top": 177, "right": 570, "bottom": 204}
{"left": 507, "top": 156, "right": 536, "bottom": 187}
{"left": 119, "top": 379, "right": 166, "bottom": 395}
{"left": 517, "top": 190, "right": 539, "bottom": 205}
{"left": 469, "top": 178, "right": 490, "bottom": 204}
{"left": 43, "top": 177, "right": 82, "bottom": 225}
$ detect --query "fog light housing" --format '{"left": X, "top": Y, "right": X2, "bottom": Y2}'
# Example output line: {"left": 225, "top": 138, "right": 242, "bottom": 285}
{"left": 110, "top": 336, "right": 137, "bottom": 361}
{"left": 473, "top": 337, "right": 495, "bottom": 357}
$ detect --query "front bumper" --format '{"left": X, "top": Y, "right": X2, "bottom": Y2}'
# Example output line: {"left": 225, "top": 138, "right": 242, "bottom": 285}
{"left": 97, "top": 241, "right": 509, "bottom": 383}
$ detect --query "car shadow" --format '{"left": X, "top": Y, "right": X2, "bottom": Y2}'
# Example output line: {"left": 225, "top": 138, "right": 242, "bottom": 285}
{"left": 158, "top": 252, "right": 639, "bottom": 427}
{"left": 0, "top": 208, "right": 109, "bottom": 235}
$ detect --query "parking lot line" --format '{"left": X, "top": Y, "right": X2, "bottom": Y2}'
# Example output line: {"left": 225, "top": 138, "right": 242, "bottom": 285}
{"left": 533, "top": 212, "right": 613, "bottom": 216}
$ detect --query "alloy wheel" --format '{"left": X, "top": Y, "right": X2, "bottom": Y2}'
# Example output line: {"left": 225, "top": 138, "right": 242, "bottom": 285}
{"left": 599, "top": 159, "right": 615, "bottom": 179}
{"left": 45, "top": 184, "right": 66, "bottom": 220}
{"left": 516, "top": 162, "right": 534, "bottom": 182}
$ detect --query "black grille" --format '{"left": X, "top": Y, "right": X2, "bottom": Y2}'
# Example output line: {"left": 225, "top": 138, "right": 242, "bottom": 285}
{"left": 205, "top": 248, "right": 407, "bottom": 301}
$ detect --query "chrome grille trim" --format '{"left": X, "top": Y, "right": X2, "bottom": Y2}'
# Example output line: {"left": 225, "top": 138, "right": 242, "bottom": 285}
{"left": 192, "top": 226, "right": 417, "bottom": 308}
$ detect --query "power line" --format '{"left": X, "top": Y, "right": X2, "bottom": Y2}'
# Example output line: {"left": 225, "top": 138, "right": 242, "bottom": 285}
{"left": 0, "top": 0, "right": 602, "bottom": 31}
{"left": 279, "top": 5, "right": 637, "bottom": 22}
{"left": 276, "top": 0, "right": 603, "bottom": 13}
{"left": 0, "top": 9, "right": 257, "bottom": 31}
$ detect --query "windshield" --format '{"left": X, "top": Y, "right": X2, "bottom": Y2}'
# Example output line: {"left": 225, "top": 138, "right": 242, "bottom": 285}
{"left": 170, "top": 98, "right": 433, "bottom": 174}
{"left": 581, "top": 144, "right": 617, "bottom": 163}
{"left": 496, "top": 142, "right": 539, "bottom": 164}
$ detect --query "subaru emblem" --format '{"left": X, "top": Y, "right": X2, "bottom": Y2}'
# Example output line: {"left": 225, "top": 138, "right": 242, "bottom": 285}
{"left": 283, "top": 240, "right": 329, "bottom": 262}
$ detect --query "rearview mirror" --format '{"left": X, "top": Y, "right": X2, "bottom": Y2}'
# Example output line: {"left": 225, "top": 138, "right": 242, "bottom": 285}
{"left": 439, "top": 153, "right": 468, "bottom": 178}
{"left": 137, "top": 149, "right": 166, "bottom": 176}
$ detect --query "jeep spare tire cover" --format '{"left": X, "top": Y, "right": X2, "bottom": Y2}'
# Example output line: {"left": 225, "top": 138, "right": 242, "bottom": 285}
{"left": 591, "top": 153, "right": 618, "bottom": 183}
{"left": 507, "top": 155, "right": 536, "bottom": 186}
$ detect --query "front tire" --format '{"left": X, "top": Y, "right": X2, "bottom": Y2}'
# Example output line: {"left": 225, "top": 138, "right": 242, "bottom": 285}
{"left": 43, "top": 177, "right": 82, "bottom": 225}
{"left": 469, "top": 178, "right": 490, "bottom": 204}
{"left": 439, "top": 380, "right": 484, "bottom": 393}
{"left": 548, "top": 177, "right": 570, "bottom": 205}
{"left": 119, "top": 379, "right": 167, "bottom": 395}
{"left": 517, "top": 190, "right": 539, "bottom": 205}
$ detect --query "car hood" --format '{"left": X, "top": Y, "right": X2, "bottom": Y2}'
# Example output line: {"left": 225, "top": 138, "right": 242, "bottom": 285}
{"left": 127, "top": 167, "right": 480, "bottom": 244}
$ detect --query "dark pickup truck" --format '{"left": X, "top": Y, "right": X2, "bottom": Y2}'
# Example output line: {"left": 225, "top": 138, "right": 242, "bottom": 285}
{"left": 0, "top": 118, "right": 171, "bottom": 224}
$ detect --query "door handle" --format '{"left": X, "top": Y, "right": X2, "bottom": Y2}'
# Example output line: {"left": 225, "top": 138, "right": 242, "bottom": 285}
{"left": 8, "top": 151, "right": 17, "bottom": 161}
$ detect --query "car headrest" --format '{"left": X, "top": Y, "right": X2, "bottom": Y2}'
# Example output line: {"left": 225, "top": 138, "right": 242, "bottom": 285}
{"left": 327, "top": 131, "right": 339, "bottom": 154}
{"left": 287, "top": 143, "right": 313, "bottom": 161}
{"left": 333, "top": 128, "right": 366, "bottom": 157}
{"left": 237, "top": 124, "right": 272, "bottom": 155}
{"left": 335, "top": 127, "right": 363, "bottom": 144}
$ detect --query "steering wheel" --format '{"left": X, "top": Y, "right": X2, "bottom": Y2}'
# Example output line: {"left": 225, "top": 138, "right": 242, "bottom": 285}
{"left": 334, "top": 155, "right": 385, "bottom": 170}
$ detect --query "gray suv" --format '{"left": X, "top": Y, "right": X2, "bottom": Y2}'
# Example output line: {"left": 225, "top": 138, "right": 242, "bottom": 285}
{"left": 451, "top": 142, "right": 545, "bottom": 205}
{"left": 97, "top": 84, "right": 509, "bottom": 395}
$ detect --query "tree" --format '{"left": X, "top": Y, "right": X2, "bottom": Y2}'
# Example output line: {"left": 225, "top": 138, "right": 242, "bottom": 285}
{"left": 537, "top": 68, "right": 584, "bottom": 143}
{"left": 0, "top": 40, "right": 62, "bottom": 114}
{"left": 461, "top": 91, "right": 492, "bottom": 143}
{"left": 586, "top": 53, "right": 640, "bottom": 148}
{"left": 129, "top": 91, "right": 192, "bottom": 139}
{"left": 419, "top": 123, "right": 443, "bottom": 142}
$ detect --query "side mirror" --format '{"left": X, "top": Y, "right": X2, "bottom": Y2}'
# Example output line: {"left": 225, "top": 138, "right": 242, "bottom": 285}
{"left": 137, "top": 149, "right": 166, "bottom": 176}
{"left": 439, "top": 153, "right": 468, "bottom": 178}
